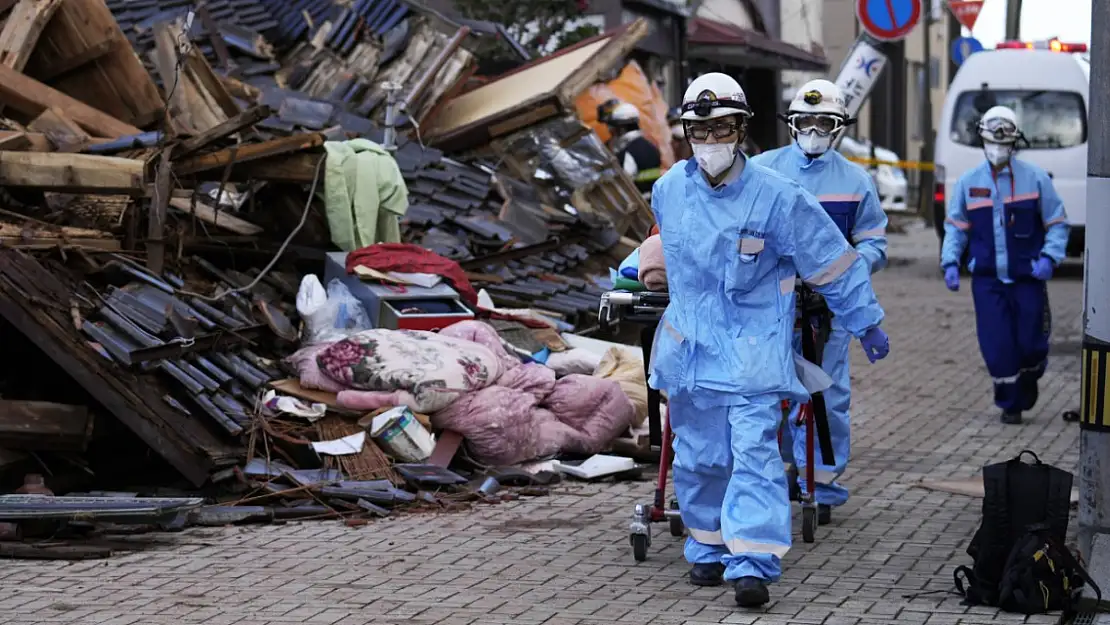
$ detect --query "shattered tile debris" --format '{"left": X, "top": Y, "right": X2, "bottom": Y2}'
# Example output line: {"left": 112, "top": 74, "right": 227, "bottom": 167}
{"left": 0, "top": 0, "right": 656, "bottom": 557}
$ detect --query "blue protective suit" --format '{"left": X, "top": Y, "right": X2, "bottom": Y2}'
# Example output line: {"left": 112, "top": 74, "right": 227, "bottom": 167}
{"left": 941, "top": 158, "right": 1069, "bottom": 413}
{"left": 751, "top": 143, "right": 888, "bottom": 508}
{"left": 650, "top": 155, "right": 885, "bottom": 583}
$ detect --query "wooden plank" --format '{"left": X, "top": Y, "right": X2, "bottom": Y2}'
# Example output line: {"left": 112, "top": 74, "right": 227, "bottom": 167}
{"left": 29, "top": 0, "right": 163, "bottom": 128}
{"left": 176, "top": 105, "right": 273, "bottom": 157}
{"left": 210, "top": 152, "right": 325, "bottom": 184}
{"left": 0, "top": 131, "right": 30, "bottom": 150}
{"left": 0, "top": 0, "right": 65, "bottom": 71}
{"left": 0, "top": 399, "right": 93, "bottom": 451}
{"left": 29, "top": 34, "right": 118, "bottom": 82}
{"left": 0, "top": 151, "right": 144, "bottom": 193}
{"left": 183, "top": 44, "right": 240, "bottom": 118}
{"left": 146, "top": 147, "right": 172, "bottom": 274}
{"left": 0, "top": 250, "right": 240, "bottom": 485}
{"left": 0, "top": 64, "right": 140, "bottom": 138}
{"left": 28, "top": 106, "right": 92, "bottom": 152}
{"left": 174, "top": 133, "right": 324, "bottom": 176}
{"left": 168, "top": 197, "right": 263, "bottom": 236}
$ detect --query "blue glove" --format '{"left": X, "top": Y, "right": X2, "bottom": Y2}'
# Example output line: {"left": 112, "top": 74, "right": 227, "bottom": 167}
{"left": 1031, "top": 256, "right": 1054, "bottom": 281}
{"left": 860, "top": 326, "right": 890, "bottom": 363}
{"left": 944, "top": 265, "right": 960, "bottom": 292}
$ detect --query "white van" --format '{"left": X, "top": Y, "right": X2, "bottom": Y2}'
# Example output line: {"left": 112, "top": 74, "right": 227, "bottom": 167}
{"left": 933, "top": 39, "right": 1090, "bottom": 260}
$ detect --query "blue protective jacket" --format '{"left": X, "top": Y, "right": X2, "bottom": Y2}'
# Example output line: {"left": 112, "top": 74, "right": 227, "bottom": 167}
{"left": 941, "top": 158, "right": 1069, "bottom": 282}
{"left": 648, "top": 157, "right": 885, "bottom": 407}
{"left": 751, "top": 143, "right": 888, "bottom": 273}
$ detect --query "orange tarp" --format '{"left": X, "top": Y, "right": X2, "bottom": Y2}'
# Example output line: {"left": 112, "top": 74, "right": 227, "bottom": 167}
{"left": 575, "top": 61, "right": 675, "bottom": 170}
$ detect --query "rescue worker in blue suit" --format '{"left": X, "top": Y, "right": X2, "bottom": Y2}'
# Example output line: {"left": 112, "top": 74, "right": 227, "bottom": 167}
{"left": 941, "top": 105, "right": 1069, "bottom": 425}
{"left": 751, "top": 79, "right": 888, "bottom": 525}
{"left": 651, "top": 72, "right": 891, "bottom": 608}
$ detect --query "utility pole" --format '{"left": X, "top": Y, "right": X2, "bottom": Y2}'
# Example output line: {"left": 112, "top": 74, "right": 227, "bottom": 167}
{"left": 1004, "top": 0, "right": 1022, "bottom": 40}
{"left": 1079, "top": 0, "right": 1110, "bottom": 573}
{"left": 919, "top": 8, "right": 934, "bottom": 218}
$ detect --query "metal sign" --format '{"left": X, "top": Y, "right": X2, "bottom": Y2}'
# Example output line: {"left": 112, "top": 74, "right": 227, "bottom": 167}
{"left": 951, "top": 36, "right": 984, "bottom": 65}
{"left": 856, "top": 0, "right": 922, "bottom": 42}
{"left": 947, "top": 0, "right": 984, "bottom": 31}
{"left": 834, "top": 37, "right": 889, "bottom": 119}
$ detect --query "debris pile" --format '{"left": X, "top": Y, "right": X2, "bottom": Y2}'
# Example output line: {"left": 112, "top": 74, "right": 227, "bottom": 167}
{"left": 0, "top": 0, "right": 659, "bottom": 554}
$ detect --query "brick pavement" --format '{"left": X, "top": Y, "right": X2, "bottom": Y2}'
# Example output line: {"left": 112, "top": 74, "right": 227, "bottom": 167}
{"left": 0, "top": 223, "right": 1087, "bottom": 625}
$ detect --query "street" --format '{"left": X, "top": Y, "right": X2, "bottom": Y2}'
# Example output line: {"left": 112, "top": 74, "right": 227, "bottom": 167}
{"left": 0, "top": 222, "right": 1085, "bottom": 625}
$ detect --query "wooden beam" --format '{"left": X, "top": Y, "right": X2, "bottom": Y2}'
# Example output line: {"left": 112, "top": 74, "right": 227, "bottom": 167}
{"left": 218, "top": 152, "right": 325, "bottom": 184}
{"left": 0, "top": 221, "right": 119, "bottom": 250}
{"left": 169, "top": 197, "right": 263, "bottom": 236}
{"left": 173, "top": 133, "right": 324, "bottom": 176}
{"left": 183, "top": 43, "right": 240, "bottom": 118}
{"left": 146, "top": 147, "right": 172, "bottom": 274}
{"left": 31, "top": 35, "right": 118, "bottom": 82}
{"left": 0, "top": 130, "right": 58, "bottom": 152}
{"left": 0, "top": 64, "right": 140, "bottom": 138}
{"left": 0, "top": 399, "right": 93, "bottom": 451}
{"left": 0, "top": 0, "right": 65, "bottom": 71}
{"left": 176, "top": 105, "right": 273, "bottom": 157}
{"left": 28, "top": 106, "right": 91, "bottom": 152}
{"left": 0, "top": 151, "right": 144, "bottom": 194}
{"left": 218, "top": 74, "right": 261, "bottom": 103}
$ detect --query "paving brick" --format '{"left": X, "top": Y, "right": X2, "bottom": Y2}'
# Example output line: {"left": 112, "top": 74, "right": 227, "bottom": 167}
{"left": 0, "top": 226, "right": 1084, "bottom": 625}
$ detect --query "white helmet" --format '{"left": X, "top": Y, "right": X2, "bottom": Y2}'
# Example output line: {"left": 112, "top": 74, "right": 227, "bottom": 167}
{"left": 610, "top": 102, "right": 640, "bottom": 123}
{"left": 787, "top": 79, "right": 848, "bottom": 118}
{"left": 680, "top": 73, "right": 752, "bottom": 121}
{"left": 978, "top": 105, "right": 1021, "bottom": 144}
{"left": 781, "top": 79, "right": 852, "bottom": 139}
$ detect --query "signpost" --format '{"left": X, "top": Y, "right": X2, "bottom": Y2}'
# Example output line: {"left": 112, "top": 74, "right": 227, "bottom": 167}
{"left": 947, "top": 0, "right": 984, "bottom": 32}
{"left": 951, "top": 35, "right": 984, "bottom": 66}
{"left": 855, "top": 0, "right": 923, "bottom": 42}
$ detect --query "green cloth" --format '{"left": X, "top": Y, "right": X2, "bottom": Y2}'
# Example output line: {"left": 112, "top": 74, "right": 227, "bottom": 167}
{"left": 323, "top": 139, "right": 409, "bottom": 252}
{"left": 613, "top": 276, "right": 646, "bottom": 291}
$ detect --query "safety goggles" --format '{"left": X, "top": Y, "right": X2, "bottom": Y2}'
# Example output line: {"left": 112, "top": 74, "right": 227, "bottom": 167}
{"left": 979, "top": 118, "right": 1019, "bottom": 142}
{"left": 786, "top": 113, "right": 845, "bottom": 136}
{"left": 685, "top": 120, "right": 740, "bottom": 141}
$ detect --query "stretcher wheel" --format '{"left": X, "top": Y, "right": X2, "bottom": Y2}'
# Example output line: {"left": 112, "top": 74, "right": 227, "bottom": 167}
{"left": 668, "top": 500, "right": 684, "bottom": 537}
{"left": 631, "top": 534, "right": 648, "bottom": 562}
{"left": 802, "top": 507, "right": 817, "bottom": 543}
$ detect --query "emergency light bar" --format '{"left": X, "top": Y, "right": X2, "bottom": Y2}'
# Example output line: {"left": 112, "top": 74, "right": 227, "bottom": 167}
{"left": 995, "top": 38, "right": 1088, "bottom": 53}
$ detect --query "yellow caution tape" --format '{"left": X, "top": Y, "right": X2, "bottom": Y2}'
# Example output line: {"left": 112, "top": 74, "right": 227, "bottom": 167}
{"left": 843, "top": 155, "right": 936, "bottom": 172}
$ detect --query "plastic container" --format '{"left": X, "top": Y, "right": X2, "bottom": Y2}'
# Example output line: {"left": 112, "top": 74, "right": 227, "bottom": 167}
{"left": 369, "top": 407, "right": 435, "bottom": 463}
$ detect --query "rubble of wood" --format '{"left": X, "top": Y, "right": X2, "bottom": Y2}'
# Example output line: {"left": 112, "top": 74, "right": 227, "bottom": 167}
{"left": 0, "top": 0, "right": 653, "bottom": 538}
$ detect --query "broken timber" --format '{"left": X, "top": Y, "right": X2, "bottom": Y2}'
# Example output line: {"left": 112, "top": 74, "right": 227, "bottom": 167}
{"left": 0, "top": 151, "right": 144, "bottom": 194}
{"left": 0, "top": 249, "right": 241, "bottom": 486}
{"left": 0, "top": 399, "right": 93, "bottom": 452}
{"left": 173, "top": 133, "right": 325, "bottom": 176}
{"left": 0, "top": 63, "right": 141, "bottom": 137}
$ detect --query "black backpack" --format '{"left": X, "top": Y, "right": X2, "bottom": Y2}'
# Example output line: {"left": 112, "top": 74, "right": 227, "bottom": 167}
{"left": 953, "top": 450, "right": 1100, "bottom": 620}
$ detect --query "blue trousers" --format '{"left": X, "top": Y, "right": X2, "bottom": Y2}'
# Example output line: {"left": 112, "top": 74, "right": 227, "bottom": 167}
{"left": 971, "top": 277, "right": 1050, "bottom": 413}
{"left": 787, "top": 325, "right": 852, "bottom": 507}
{"left": 669, "top": 392, "right": 791, "bottom": 582}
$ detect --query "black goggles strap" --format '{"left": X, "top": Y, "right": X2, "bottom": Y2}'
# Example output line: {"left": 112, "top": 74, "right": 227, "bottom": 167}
{"left": 682, "top": 98, "right": 750, "bottom": 118}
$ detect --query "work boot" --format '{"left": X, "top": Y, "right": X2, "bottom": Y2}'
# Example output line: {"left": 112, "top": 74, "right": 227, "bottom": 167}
{"left": 1001, "top": 411, "right": 1023, "bottom": 425}
{"left": 818, "top": 504, "right": 832, "bottom": 526}
{"left": 689, "top": 563, "right": 725, "bottom": 587}
{"left": 734, "top": 576, "right": 770, "bottom": 607}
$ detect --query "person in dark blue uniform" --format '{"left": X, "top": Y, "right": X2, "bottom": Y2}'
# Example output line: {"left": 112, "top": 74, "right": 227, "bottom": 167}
{"left": 941, "top": 106, "right": 1070, "bottom": 424}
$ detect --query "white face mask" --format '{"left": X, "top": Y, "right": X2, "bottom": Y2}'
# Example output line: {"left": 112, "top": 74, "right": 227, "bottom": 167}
{"left": 691, "top": 142, "right": 738, "bottom": 177}
{"left": 984, "top": 142, "right": 1013, "bottom": 167}
{"left": 796, "top": 130, "right": 832, "bottom": 156}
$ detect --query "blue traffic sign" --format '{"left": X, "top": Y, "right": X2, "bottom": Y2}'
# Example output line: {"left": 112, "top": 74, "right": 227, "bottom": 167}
{"left": 856, "top": 0, "right": 922, "bottom": 42}
{"left": 951, "top": 36, "right": 985, "bottom": 65}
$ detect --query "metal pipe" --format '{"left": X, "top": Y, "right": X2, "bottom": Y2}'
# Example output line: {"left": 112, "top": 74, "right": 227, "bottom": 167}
{"left": 1004, "top": 0, "right": 1022, "bottom": 41}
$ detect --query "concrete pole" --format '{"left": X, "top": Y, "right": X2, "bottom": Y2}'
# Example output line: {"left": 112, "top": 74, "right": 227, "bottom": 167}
{"left": 919, "top": 12, "right": 934, "bottom": 218}
{"left": 1004, "top": 0, "right": 1022, "bottom": 40}
{"left": 1078, "top": 0, "right": 1110, "bottom": 563}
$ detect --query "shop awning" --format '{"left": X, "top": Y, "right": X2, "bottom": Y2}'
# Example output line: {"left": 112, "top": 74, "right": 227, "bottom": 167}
{"left": 687, "top": 17, "right": 829, "bottom": 72}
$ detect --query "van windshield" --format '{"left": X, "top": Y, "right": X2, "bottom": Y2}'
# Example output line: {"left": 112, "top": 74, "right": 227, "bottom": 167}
{"left": 949, "top": 90, "right": 1087, "bottom": 149}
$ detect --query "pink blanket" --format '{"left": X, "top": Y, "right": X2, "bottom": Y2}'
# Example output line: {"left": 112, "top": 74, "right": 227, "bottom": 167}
{"left": 289, "top": 320, "right": 635, "bottom": 465}
{"left": 638, "top": 234, "right": 667, "bottom": 291}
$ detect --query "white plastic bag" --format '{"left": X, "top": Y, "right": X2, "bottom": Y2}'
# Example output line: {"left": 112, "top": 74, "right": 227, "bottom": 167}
{"left": 296, "top": 275, "right": 372, "bottom": 345}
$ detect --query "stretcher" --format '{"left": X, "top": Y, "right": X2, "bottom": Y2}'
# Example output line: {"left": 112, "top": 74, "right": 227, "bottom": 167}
{"left": 597, "top": 286, "right": 835, "bottom": 562}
